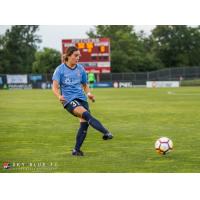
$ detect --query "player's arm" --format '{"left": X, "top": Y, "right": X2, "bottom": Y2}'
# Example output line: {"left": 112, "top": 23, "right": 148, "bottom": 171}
{"left": 82, "top": 83, "right": 95, "bottom": 102}
{"left": 52, "top": 80, "right": 66, "bottom": 103}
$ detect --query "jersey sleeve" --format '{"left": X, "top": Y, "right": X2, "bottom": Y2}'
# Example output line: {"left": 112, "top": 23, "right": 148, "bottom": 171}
{"left": 52, "top": 67, "right": 61, "bottom": 84}
{"left": 81, "top": 67, "right": 88, "bottom": 84}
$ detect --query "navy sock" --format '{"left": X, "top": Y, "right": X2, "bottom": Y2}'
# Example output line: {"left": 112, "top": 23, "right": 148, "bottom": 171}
{"left": 82, "top": 111, "right": 109, "bottom": 135}
{"left": 75, "top": 122, "right": 89, "bottom": 151}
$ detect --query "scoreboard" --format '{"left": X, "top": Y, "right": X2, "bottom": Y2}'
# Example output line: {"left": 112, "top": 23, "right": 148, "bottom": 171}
{"left": 62, "top": 38, "right": 111, "bottom": 73}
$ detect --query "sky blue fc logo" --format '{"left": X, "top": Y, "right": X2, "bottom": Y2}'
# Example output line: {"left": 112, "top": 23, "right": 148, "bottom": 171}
{"left": 3, "top": 162, "right": 12, "bottom": 169}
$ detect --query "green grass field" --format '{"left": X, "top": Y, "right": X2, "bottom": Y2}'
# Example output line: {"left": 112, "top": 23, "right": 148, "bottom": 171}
{"left": 0, "top": 87, "right": 200, "bottom": 172}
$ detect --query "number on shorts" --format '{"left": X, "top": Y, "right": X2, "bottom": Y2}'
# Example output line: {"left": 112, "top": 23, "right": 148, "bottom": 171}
{"left": 70, "top": 100, "right": 80, "bottom": 108}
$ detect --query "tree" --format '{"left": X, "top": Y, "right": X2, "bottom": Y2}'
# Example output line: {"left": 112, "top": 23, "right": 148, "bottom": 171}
{"left": 0, "top": 35, "right": 5, "bottom": 73}
{"left": 87, "top": 25, "right": 162, "bottom": 72}
{"left": 0, "top": 25, "right": 41, "bottom": 73}
{"left": 151, "top": 25, "right": 200, "bottom": 68}
{"left": 32, "top": 48, "right": 61, "bottom": 73}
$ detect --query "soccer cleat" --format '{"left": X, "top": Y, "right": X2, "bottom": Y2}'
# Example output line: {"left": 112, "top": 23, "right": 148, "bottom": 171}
{"left": 72, "top": 149, "right": 84, "bottom": 156}
{"left": 102, "top": 132, "right": 113, "bottom": 140}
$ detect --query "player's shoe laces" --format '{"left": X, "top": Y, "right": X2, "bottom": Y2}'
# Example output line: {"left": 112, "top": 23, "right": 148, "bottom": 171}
{"left": 102, "top": 132, "right": 113, "bottom": 140}
{"left": 72, "top": 149, "right": 84, "bottom": 156}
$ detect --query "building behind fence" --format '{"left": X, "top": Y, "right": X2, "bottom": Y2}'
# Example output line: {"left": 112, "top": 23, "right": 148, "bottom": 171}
{"left": 1, "top": 66, "right": 200, "bottom": 89}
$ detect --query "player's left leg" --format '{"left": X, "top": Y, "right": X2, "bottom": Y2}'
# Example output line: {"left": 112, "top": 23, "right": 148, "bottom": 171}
{"left": 73, "top": 106, "right": 113, "bottom": 140}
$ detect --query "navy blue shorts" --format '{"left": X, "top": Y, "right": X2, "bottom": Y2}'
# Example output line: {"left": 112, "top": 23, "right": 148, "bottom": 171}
{"left": 64, "top": 99, "right": 90, "bottom": 116}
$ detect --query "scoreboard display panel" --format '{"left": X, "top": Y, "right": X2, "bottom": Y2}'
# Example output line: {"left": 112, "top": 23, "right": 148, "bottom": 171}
{"left": 62, "top": 38, "right": 111, "bottom": 73}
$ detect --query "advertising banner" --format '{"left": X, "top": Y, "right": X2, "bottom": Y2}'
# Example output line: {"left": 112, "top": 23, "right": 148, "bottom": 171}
{"left": 7, "top": 75, "right": 28, "bottom": 84}
{"left": 146, "top": 81, "right": 180, "bottom": 88}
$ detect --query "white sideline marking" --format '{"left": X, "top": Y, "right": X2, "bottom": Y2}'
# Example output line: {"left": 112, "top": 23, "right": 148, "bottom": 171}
{"left": 167, "top": 91, "right": 200, "bottom": 96}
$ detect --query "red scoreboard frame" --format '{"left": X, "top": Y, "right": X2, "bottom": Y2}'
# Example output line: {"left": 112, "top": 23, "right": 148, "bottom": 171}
{"left": 62, "top": 38, "right": 111, "bottom": 73}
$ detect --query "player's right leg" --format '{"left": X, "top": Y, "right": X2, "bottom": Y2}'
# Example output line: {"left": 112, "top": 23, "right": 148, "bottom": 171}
{"left": 72, "top": 117, "right": 89, "bottom": 156}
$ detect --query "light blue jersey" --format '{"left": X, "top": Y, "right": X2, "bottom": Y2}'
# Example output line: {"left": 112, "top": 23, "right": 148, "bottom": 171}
{"left": 52, "top": 63, "right": 87, "bottom": 107}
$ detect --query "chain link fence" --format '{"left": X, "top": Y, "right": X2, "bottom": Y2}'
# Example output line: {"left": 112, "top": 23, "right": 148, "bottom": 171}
{"left": 99, "top": 66, "right": 200, "bottom": 85}
{"left": 1, "top": 66, "right": 200, "bottom": 88}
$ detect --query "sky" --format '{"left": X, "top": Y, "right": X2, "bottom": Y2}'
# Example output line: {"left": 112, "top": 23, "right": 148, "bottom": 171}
{"left": 0, "top": 25, "right": 155, "bottom": 52}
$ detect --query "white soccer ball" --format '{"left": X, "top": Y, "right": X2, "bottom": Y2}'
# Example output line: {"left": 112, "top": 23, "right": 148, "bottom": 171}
{"left": 155, "top": 137, "right": 173, "bottom": 155}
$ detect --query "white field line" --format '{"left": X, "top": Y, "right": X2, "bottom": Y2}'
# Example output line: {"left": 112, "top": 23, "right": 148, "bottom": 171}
{"left": 167, "top": 91, "right": 200, "bottom": 96}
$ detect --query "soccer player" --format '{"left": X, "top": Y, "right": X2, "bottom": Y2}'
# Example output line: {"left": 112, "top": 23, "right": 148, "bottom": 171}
{"left": 88, "top": 71, "right": 96, "bottom": 89}
{"left": 52, "top": 46, "right": 113, "bottom": 156}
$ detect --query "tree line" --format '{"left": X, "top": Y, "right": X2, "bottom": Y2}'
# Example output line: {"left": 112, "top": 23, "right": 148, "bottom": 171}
{"left": 1, "top": 25, "right": 200, "bottom": 74}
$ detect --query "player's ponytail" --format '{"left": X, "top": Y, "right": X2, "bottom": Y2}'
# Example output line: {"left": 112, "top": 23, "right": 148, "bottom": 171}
{"left": 63, "top": 46, "right": 79, "bottom": 62}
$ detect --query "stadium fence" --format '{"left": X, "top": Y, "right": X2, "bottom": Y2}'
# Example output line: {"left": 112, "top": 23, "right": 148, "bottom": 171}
{"left": 1, "top": 66, "right": 200, "bottom": 89}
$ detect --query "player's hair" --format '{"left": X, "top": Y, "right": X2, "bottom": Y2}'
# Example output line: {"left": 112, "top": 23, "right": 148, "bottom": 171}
{"left": 63, "top": 46, "right": 79, "bottom": 62}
